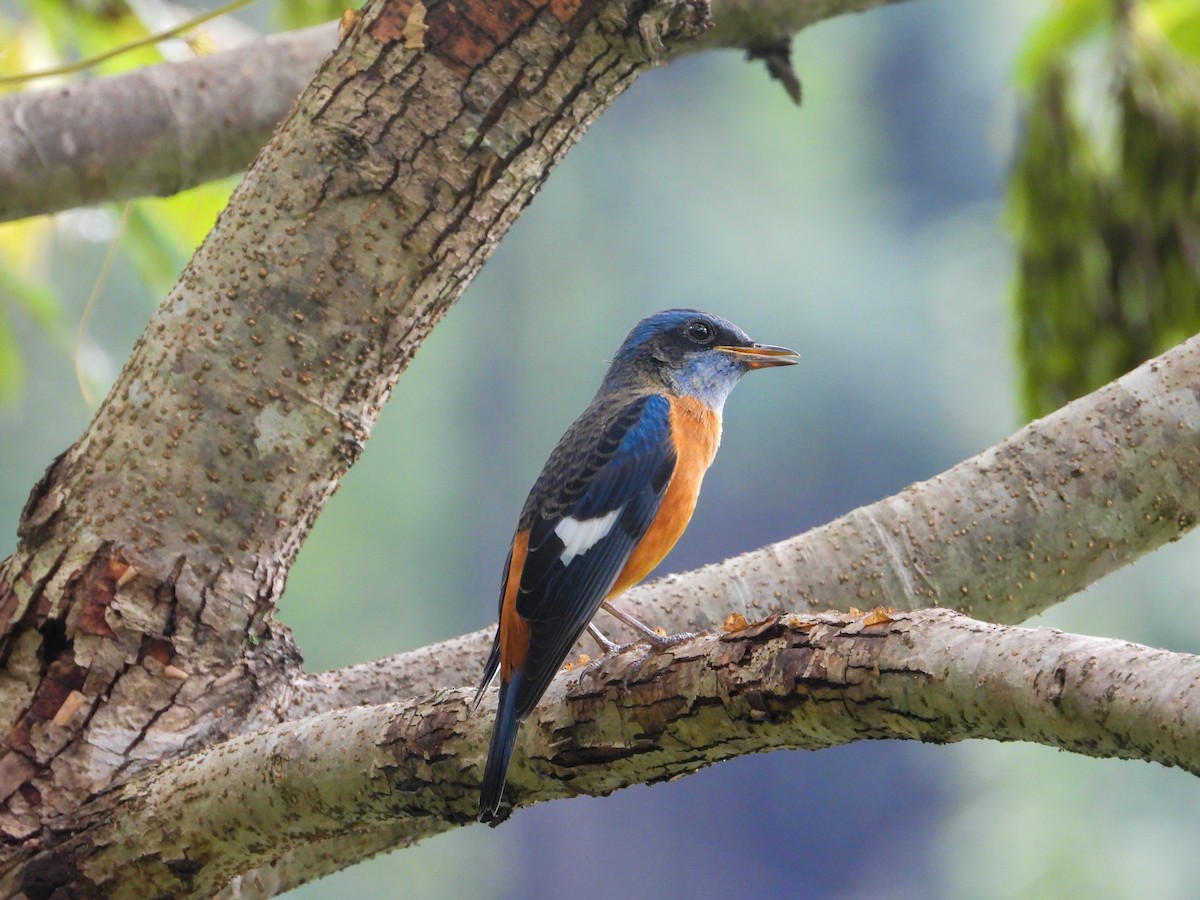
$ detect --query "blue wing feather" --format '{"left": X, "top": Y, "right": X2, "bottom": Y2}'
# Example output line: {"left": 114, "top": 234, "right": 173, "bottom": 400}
{"left": 505, "top": 392, "right": 677, "bottom": 720}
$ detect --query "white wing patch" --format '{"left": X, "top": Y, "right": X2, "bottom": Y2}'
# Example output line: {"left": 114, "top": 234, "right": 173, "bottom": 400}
{"left": 555, "top": 508, "right": 622, "bottom": 566}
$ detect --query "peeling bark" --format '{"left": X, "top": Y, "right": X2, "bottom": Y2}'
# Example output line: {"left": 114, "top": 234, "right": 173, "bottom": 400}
{"left": 14, "top": 609, "right": 1200, "bottom": 896}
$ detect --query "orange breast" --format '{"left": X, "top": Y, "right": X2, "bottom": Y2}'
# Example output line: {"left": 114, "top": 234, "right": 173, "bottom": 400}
{"left": 608, "top": 395, "right": 721, "bottom": 597}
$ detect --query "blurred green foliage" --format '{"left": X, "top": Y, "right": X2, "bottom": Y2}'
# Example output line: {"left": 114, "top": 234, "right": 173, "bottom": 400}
{"left": 272, "top": 0, "right": 346, "bottom": 32}
{"left": 1014, "top": 0, "right": 1110, "bottom": 88}
{"left": 0, "top": 0, "right": 330, "bottom": 405}
{"left": 1013, "top": 3, "right": 1200, "bottom": 418}
{"left": 0, "top": 217, "right": 70, "bottom": 407}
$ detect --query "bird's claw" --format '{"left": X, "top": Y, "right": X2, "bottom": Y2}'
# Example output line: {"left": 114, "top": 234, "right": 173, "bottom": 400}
{"left": 639, "top": 629, "right": 699, "bottom": 650}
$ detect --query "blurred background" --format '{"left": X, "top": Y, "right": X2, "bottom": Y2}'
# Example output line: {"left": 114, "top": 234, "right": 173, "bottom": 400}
{"left": 3, "top": 0, "right": 1200, "bottom": 897}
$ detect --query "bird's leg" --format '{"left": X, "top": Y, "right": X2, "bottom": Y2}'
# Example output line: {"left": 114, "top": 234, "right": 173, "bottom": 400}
{"left": 601, "top": 601, "right": 698, "bottom": 649}
{"left": 585, "top": 623, "right": 622, "bottom": 656}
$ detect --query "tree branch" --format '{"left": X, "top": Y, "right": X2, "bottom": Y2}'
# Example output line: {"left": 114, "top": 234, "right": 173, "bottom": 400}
{"left": 0, "top": 0, "right": 911, "bottom": 221}
{"left": 290, "top": 330, "right": 1200, "bottom": 715}
{"left": 19, "top": 608, "right": 1200, "bottom": 896}
{"left": 0, "top": 23, "right": 337, "bottom": 222}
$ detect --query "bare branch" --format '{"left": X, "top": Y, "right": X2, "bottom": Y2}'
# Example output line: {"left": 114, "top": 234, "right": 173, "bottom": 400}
{"left": 0, "top": 23, "right": 336, "bottom": 222}
{"left": 19, "top": 608, "right": 1200, "bottom": 896}
{"left": 292, "top": 330, "right": 1200, "bottom": 714}
{"left": 0, "top": 0, "right": 913, "bottom": 220}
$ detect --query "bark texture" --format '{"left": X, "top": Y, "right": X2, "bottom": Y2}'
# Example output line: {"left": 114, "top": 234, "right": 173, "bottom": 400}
{"left": 17, "top": 608, "right": 1200, "bottom": 897}
{"left": 0, "top": 0, "right": 911, "bottom": 221}
{"left": 0, "top": 23, "right": 338, "bottom": 222}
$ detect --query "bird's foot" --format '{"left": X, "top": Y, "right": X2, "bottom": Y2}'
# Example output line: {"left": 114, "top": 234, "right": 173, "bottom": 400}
{"left": 585, "top": 622, "right": 622, "bottom": 656}
{"left": 640, "top": 628, "right": 700, "bottom": 650}
{"left": 600, "top": 600, "right": 699, "bottom": 651}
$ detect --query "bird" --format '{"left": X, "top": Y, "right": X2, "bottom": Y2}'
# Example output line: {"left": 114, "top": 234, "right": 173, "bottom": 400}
{"left": 475, "top": 308, "right": 798, "bottom": 822}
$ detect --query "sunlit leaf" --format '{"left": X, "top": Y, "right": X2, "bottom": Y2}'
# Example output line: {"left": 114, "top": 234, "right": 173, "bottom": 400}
{"left": 1144, "top": 0, "right": 1200, "bottom": 62}
{"left": 0, "top": 216, "right": 67, "bottom": 403}
{"left": 1015, "top": 0, "right": 1108, "bottom": 88}
{"left": 273, "top": 0, "right": 347, "bottom": 32}
{"left": 0, "top": 218, "right": 52, "bottom": 279}
{"left": 0, "top": 305, "right": 24, "bottom": 406}
{"left": 143, "top": 175, "right": 241, "bottom": 250}
{"left": 125, "top": 175, "right": 239, "bottom": 296}
{"left": 0, "top": 21, "right": 59, "bottom": 94}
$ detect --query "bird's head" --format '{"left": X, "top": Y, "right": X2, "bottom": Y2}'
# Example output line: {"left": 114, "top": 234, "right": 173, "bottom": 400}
{"left": 604, "top": 309, "right": 798, "bottom": 409}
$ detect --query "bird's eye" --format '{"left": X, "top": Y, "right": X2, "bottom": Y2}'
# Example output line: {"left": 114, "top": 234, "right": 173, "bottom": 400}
{"left": 685, "top": 320, "right": 715, "bottom": 344}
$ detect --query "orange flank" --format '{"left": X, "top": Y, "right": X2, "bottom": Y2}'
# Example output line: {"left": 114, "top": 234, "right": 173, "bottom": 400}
{"left": 610, "top": 395, "right": 722, "bottom": 597}
{"left": 498, "top": 530, "right": 531, "bottom": 679}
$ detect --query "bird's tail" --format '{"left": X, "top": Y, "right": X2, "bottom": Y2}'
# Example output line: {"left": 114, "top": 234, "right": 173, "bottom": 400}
{"left": 473, "top": 637, "right": 500, "bottom": 712}
{"left": 478, "top": 671, "right": 523, "bottom": 823}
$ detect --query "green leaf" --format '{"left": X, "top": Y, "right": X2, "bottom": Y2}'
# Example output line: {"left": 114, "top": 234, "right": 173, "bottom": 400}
{"left": 124, "top": 176, "right": 239, "bottom": 296}
{"left": 124, "top": 206, "right": 189, "bottom": 298}
{"left": 0, "top": 265, "right": 64, "bottom": 335}
{"left": 1146, "top": 0, "right": 1200, "bottom": 62}
{"left": 1012, "top": 24, "right": 1200, "bottom": 420}
{"left": 272, "top": 0, "right": 348, "bottom": 32}
{"left": 0, "top": 304, "right": 24, "bottom": 406}
{"left": 1015, "top": 0, "right": 1109, "bottom": 88}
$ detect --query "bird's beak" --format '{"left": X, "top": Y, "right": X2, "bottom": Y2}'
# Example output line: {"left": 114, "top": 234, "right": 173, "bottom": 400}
{"left": 716, "top": 343, "right": 800, "bottom": 369}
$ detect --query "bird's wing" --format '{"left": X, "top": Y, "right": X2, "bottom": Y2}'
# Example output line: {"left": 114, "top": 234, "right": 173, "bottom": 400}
{"left": 507, "top": 392, "right": 677, "bottom": 718}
